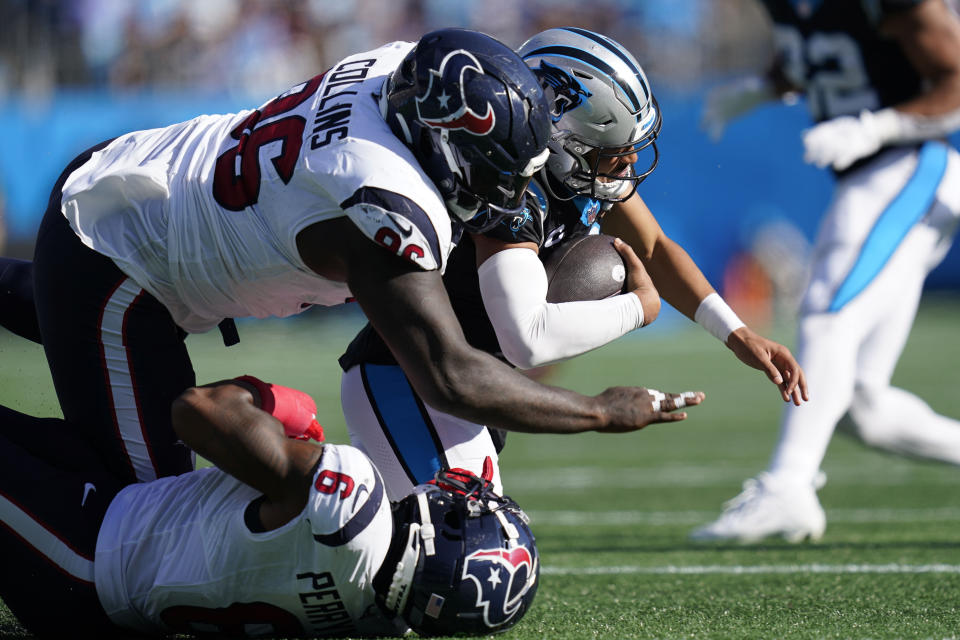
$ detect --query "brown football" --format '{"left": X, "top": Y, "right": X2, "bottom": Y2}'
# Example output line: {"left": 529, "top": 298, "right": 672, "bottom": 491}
{"left": 542, "top": 233, "right": 627, "bottom": 303}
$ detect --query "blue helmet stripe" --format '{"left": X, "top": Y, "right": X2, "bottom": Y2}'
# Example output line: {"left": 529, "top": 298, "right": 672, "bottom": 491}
{"left": 522, "top": 45, "right": 641, "bottom": 111}
{"left": 559, "top": 27, "right": 650, "bottom": 102}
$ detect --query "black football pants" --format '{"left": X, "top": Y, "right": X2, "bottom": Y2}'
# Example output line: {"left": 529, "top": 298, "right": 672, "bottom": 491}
{"left": 31, "top": 141, "right": 195, "bottom": 484}
{"left": 0, "top": 403, "right": 122, "bottom": 638}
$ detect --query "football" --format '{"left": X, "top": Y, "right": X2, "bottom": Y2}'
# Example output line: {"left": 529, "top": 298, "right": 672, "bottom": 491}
{"left": 542, "top": 233, "right": 627, "bottom": 303}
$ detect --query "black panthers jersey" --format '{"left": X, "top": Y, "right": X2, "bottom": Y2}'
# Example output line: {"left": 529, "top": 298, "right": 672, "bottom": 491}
{"left": 762, "top": 0, "right": 924, "bottom": 122}
{"left": 339, "top": 177, "right": 603, "bottom": 369}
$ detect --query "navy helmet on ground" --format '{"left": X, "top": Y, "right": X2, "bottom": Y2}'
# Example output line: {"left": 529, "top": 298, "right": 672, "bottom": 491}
{"left": 383, "top": 28, "right": 552, "bottom": 233}
{"left": 375, "top": 468, "right": 539, "bottom": 636}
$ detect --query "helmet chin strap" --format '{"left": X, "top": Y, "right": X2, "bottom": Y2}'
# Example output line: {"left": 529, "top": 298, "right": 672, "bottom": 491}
{"left": 384, "top": 523, "right": 421, "bottom": 615}
{"left": 379, "top": 75, "right": 414, "bottom": 145}
{"left": 493, "top": 507, "right": 520, "bottom": 543}
{"left": 522, "top": 147, "right": 551, "bottom": 177}
{"left": 542, "top": 131, "right": 594, "bottom": 202}
{"left": 435, "top": 131, "right": 481, "bottom": 224}
{"left": 446, "top": 198, "right": 478, "bottom": 224}
{"left": 538, "top": 166, "right": 573, "bottom": 202}
{"left": 378, "top": 75, "right": 391, "bottom": 118}
{"left": 437, "top": 131, "right": 464, "bottom": 182}
{"left": 384, "top": 486, "right": 439, "bottom": 615}
{"left": 416, "top": 489, "right": 437, "bottom": 556}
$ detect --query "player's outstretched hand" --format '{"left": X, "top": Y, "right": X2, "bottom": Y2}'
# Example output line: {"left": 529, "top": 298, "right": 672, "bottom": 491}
{"left": 726, "top": 327, "right": 808, "bottom": 405}
{"left": 594, "top": 386, "right": 705, "bottom": 433}
{"left": 613, "top": 237, "right": 660, "bottom": 326}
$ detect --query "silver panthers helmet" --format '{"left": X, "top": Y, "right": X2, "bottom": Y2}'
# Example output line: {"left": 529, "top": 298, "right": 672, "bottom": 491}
{"left": 518, "top": 27, "right": 661, "bottom": 202}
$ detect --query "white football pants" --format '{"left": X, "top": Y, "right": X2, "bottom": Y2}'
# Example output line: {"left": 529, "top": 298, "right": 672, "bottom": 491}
{"left": 340, "top": 363, "right": 503, "bottom": 502}
{"left": 769, "top": 141, "right": 960, "bottom": 483}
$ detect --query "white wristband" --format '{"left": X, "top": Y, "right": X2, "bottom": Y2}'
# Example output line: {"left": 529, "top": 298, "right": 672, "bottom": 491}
{"left": 694, "top": 293, "right": 745, "bottom": 344}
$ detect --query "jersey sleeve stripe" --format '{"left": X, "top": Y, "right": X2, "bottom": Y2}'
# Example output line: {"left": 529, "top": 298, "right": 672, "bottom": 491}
{"left": 340, "top": 187, "right": 442, "bottom": 264}
{"left": 312, "top": 467, "right": 385, "bottom": 547}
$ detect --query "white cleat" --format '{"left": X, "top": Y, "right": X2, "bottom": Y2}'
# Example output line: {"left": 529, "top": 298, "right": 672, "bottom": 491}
{"left": 690, "top": 471, "right": 827, "bottom": 543}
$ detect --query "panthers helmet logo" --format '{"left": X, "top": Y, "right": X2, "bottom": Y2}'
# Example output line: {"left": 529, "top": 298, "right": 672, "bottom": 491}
{"left": 462, "top": 545, "right": 537, "bottom": 628}
{"left": 536, "top": 61, "right": 593, "bottom": 122}
{"left": 417, "top": 50, "right": 495, "bottom": 135}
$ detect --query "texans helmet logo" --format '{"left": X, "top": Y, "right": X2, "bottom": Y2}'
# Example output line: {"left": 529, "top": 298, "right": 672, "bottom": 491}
{"left": 535, "top": 61, "right": 592, "bottom": 123}
{"left": 462, "top": 545, "right": 537, "bottom": 628}
{"left": 417, "top": 50, "right": 496, "bottom": 136}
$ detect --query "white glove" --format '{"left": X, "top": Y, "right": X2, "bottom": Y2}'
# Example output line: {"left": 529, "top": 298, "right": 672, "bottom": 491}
{"left": 804, "top": 106, "right": 960, "bottom": 171}
{"left": 802, "top": 110, "right": 888, "bottom": 171}
{"left": 701, "top": 76, "right": 776, "bottom": 141}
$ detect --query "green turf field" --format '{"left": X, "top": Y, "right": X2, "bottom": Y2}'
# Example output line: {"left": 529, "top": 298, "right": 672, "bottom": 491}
{"left": 2, "top": 298, "right": 959, "bottom": 639}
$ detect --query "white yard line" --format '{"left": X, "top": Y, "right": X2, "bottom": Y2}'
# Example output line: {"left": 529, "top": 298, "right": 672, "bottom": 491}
{"left": 527, "top": 507, "right": 960, "bottom": 526}
{"left": 508, "top": 466, "right": 957, "bottom": 489}
{"left": 542, "top": 563, "right": 960, "bottom": 576}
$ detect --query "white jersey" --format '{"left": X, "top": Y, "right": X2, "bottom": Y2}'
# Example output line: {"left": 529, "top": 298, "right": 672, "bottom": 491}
{"left": 94, "top": 444, "right": 404, "bottom": 638}
{"left": 60, "top": 42, "right": 454, "bottom": 333}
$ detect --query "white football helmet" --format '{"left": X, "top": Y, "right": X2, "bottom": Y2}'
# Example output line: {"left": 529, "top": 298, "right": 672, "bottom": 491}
{"left": 518, "top": 27, "right": 661, "bottom": 202}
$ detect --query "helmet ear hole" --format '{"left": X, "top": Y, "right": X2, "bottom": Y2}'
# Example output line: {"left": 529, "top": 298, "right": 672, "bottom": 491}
{"left": 442, "top": 509, "right": 462, "bottom": 531}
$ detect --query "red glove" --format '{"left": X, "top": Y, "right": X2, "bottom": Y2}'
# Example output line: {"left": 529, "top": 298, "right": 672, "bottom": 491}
{"left": 430, "top": 457, "right": 496, "bottom": 495}
{"left": 234, "top": 375, "right": 324, "bottom": 442}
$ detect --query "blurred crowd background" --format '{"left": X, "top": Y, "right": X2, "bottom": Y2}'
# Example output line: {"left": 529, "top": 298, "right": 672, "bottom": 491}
{"left": 0, "top": 0, "right": 771, "bottom": 98}
{"left": 0, "top": 0, "right": 957, "bottom": 331}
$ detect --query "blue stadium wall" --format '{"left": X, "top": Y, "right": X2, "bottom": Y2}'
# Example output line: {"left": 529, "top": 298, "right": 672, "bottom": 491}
{"left": 3, "top": 89, "right": 959, "bottom": 290}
